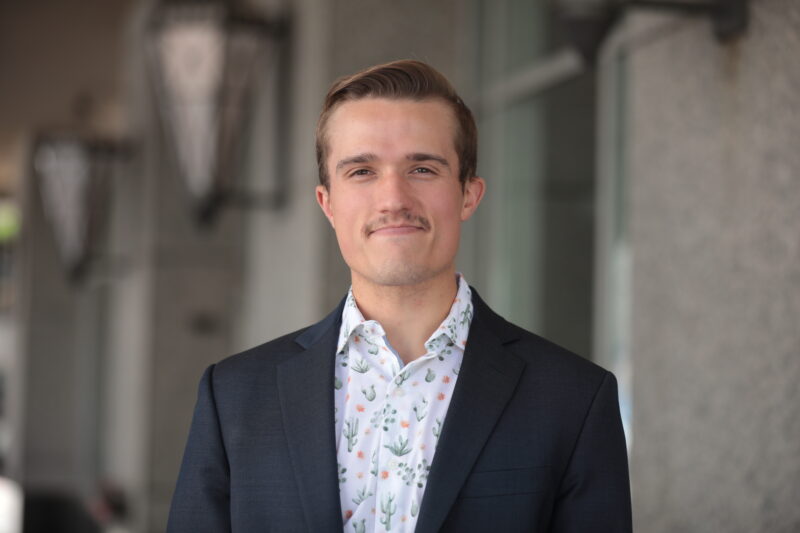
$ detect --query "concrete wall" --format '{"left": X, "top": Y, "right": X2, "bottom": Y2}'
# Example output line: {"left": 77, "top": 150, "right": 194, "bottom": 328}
{"left": 626, "top": 1, "right": 800, "bottom": 530}
{"left": 234, "top": 0, "right": 331, "bottom": 351}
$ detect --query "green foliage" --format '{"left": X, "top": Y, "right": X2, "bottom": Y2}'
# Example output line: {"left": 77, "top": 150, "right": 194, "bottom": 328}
{"left": 432, "top": 418, "right": 443, "bottom": 443}
{"left": 343, "top": 417, "right": 359, "bottom": 452}
{"left": 380, "top": 493, "right": 397, "bottom": 530}
{"left": 410, "top": 499, "right": 420, "bottom": 518}
{"left": 352, "top": 486, "right": 373, "bottom": 505}
{"left": 395, "top": 370, "right": 410, "bottom": 386}
{"left": 370, "top": 449, "right": 378, "bottom": 476}
{"left": 352, "top": 358, "right": 370, "bottom": 373}
{"left": 361, "top": 384, "right": 376, "bottom": 401}
{"left": 413, "top": 397, "right": 429, "bottom": 421}
{"left": 384, "top": 435, "right": 412, "bottom": 457}
{"left": 396, "top": 462, "right": 417, "bottom": 486}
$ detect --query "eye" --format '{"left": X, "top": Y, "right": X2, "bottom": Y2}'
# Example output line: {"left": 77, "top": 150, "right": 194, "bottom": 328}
{"left": 411, "top": 167, "right": 435, "bottom": 175}
{"left": 349, "top": 168, "right": 373, "bottom": 177}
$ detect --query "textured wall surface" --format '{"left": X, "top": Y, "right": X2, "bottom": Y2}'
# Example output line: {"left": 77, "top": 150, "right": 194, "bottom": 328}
{"left": 627, "top": 1, "right": 800, "bottom": 531}
{"left": 118, "top": 11, "right": 249, "bottom": 527}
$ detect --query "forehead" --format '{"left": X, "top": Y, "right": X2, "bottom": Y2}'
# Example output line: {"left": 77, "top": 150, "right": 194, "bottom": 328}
{"left": 325, "top": 97, "right": 458, "bottom": 162}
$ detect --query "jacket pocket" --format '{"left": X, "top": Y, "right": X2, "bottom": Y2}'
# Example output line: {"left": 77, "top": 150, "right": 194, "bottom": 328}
{"left": 458, "top": 466, "right": 551, "bottom": 498}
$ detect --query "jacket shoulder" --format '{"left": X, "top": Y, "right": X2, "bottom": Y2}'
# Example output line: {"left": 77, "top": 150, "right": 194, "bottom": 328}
{"left": 513, "top": 324, "right": 607, "bottom": 379}
{"left": 471, "top": 287, "right": 608, "bottom": 382}
{"left": 213, "top": 325, "right": 311, "bottom": 377}
{"left": 479, "top": 303, "right": 609, "bottom": 387}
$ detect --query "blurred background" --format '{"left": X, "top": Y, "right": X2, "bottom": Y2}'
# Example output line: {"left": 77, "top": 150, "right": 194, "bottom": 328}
{"left": 0, "top": 0, "right": 797, "bottom": 531}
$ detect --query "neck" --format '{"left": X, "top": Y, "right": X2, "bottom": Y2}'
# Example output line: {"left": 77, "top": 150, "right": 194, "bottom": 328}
{"left": 351, "top": 269, "right": 459, "bottom": 365}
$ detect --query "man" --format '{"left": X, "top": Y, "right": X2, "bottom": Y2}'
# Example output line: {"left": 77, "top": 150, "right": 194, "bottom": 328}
{"left": 168, "top": 60, "right": 631, "bottom": 532}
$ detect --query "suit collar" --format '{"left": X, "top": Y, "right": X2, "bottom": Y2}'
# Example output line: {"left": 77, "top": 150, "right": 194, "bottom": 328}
{"left": 415, "top": 289, "right": 526, "bottom": 533}
{"left": 279, "top": 290, "right": 524, "bottom": 532}
{"left": 277, "top": 297, "right": 346, "bottom": 531}
{"left": 294, "top": 295, "right": 347, "bottom": 350}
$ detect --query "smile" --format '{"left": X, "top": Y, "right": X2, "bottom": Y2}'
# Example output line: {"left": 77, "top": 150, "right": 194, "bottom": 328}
{"left": 365, "top": 214, "right": 431, "bottom": 237}
{"left": 368, "top": 225, "right": 424, "bottom": 236}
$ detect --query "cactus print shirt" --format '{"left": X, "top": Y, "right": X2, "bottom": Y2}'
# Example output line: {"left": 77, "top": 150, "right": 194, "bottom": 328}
{"left": 334, "top": 274, "right": 473, "bottom": 532}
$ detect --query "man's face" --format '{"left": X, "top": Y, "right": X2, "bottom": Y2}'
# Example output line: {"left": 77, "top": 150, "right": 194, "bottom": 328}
{"left": 316, "top": 97, "right": 484, "bottom": 288}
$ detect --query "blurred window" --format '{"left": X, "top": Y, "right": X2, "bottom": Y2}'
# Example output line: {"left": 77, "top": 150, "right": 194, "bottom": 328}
{"left": 460, "top": 0, "right": 597, "bottom": 358}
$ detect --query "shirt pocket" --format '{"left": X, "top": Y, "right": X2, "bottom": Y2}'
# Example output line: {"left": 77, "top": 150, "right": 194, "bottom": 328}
{"left": 458, "top": 465, "right": 552, "bottom": 498}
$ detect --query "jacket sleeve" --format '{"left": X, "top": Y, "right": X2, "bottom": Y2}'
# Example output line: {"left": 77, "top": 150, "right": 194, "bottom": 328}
{"left": 167, "top": 365, "right": 232, "bottom": 533}
{"left": 550, "top": 371, "right": 632, "bottom": 533}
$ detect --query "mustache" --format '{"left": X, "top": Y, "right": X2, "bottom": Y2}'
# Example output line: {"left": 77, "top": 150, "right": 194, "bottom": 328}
{"left": 364, "top": 212, "right": 431, "bottom": 235}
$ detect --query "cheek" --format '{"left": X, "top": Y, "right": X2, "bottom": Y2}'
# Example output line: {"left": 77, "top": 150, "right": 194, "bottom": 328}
{"left": 329, "top": 203, "right": 363, "bottom": 250}
{"left": 431, "top": 203, "right": 463, "bottom": 244}
{"left": 435, "top": 196, "right": 466, "bottom": 225}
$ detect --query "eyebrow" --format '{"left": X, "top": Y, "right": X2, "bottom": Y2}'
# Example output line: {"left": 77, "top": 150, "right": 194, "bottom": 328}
{"left": 406, "top": 152, "right": 450, "bottom": 167}
{"left": 336, "top": 153, "right": 377, "bottom": 172}
{"left": 335, "top": 152, "right": 451, "bottom": 173}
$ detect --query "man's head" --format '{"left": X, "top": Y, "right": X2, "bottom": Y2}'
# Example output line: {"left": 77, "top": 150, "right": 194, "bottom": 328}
{"left": 315, "top": 60, "right": 485, "bottom": 289}
{"left": 316, "top": 60, "right": 478, "bottom": 190}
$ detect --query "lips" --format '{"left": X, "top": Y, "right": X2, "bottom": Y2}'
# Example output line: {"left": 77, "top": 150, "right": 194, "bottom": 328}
{"left": 365, "top": 214, "right": 431, "bottom": 236}
{"left": 369, "top": 225, "right": 423, "bottom": 236}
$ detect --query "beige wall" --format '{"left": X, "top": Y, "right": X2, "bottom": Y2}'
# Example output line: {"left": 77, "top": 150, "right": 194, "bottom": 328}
{"left": 0, "top": 0, "right": 134, "bottom": 193}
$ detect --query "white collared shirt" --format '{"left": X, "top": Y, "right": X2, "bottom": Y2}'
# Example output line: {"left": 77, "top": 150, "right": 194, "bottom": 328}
{"left": 334, "top": 275, "right": 474, "bottom": 532}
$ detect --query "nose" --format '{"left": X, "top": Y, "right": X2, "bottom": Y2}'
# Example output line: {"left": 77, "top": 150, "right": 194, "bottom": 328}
{"left": 374, "top": 169, "right": 414, "bottom": 213}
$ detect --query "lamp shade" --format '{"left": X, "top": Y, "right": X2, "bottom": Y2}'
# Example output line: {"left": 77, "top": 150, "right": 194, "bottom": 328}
{"left": 147, "top": 0, "right": 282, "bottom": 223}
{"left": 33, "top": 134, "right": 116, "bottom": 282}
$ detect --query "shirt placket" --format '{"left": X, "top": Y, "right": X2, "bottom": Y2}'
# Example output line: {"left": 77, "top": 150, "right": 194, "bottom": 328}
{"left": 375, "top": 345, "right": 446, "bottom": 531}
{"left": 338, "top": 277, "right": 472, "bottom": 532}
{"left": 363, "top": 329, "right": 394, "bottom": 532}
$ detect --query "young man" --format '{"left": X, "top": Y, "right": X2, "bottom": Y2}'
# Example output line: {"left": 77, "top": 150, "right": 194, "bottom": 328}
{"left": 168, "top": 60, "right": 632, "bottom": 532}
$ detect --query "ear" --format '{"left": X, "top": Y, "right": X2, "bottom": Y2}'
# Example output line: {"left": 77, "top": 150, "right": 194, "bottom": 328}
{"left": 460, "top": 176, "right": 486, "bottom": 221}
{"left": 316, "top": 185, "right": 335, "bottom": 227}
{"left": 316, "top": 184, "right": 335, "bottom": 228}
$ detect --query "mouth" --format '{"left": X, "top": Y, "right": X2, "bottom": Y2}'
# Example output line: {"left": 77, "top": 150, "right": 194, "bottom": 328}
{"left": 369, "top": 225, "right": 424, "bottom": 236}
{"left": 365, "top": 214, "right": 431, "bottom": 237}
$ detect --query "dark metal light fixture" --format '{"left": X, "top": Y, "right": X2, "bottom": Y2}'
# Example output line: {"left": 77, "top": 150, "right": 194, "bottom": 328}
{"left": 626, "top": 0, "right": 748, "bottom": 41}
{"left": 556, "top": 0, "right": 749, "bottom": 64}
{"left": 147, "top": 0, "right": 286, "bottom": 225}
{"left": 32, "top": 134, "right": 119, "bottom": 283}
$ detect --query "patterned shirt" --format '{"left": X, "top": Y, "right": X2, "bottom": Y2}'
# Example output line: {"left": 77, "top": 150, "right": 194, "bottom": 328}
{"left": 334, "top": 275, "right": 474, "bottom": 532}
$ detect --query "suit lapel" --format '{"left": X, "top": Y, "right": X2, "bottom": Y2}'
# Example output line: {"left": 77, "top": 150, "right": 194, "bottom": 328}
{"left": 415, "top": 291, "right": 526, "bottom": 533}
{"left": 277, "top": 301, "right": 345, "bottom": 532}
{"left": 275, "top": 291, "right": 524, "bottom": 532}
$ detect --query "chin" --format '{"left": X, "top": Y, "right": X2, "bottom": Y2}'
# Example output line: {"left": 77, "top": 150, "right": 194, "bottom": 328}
{"left": 363, "top": 262, "right": 447, "bottom": 288}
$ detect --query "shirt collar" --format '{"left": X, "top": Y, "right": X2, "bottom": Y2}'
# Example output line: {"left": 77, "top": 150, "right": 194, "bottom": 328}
{"left": 336, "top": 274, "right": 474, "bottom": 356}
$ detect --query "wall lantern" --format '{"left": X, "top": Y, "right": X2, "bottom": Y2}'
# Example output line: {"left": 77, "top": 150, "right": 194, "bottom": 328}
{"left": 32, "top": 134, "right": 119, "bottom": 283}
{"left": 626, "top": 0, "right": 748, "bottom": 42}
{"left": 556, "top": 0, "right": 749, "bottom": 64}
{"left": 490, "top": 0, "right": 748, "bottom": 109}
{"left": 146, "top": 0, "right": 287, "bottom": 225}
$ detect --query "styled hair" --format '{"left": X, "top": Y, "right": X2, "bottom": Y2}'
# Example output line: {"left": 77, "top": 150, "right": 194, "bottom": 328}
{"left": 315, "top": 59, "right": 478, "bottom": 189}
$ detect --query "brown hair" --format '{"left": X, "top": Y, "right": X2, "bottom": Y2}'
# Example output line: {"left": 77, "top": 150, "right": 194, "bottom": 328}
{"left": 315, "top": 59, "right": 478, "bottom": 189}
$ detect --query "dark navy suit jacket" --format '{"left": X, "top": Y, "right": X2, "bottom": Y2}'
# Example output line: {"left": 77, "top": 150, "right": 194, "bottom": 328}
{"left": 167, "top": 290, "right": 632, "bottom": 532}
